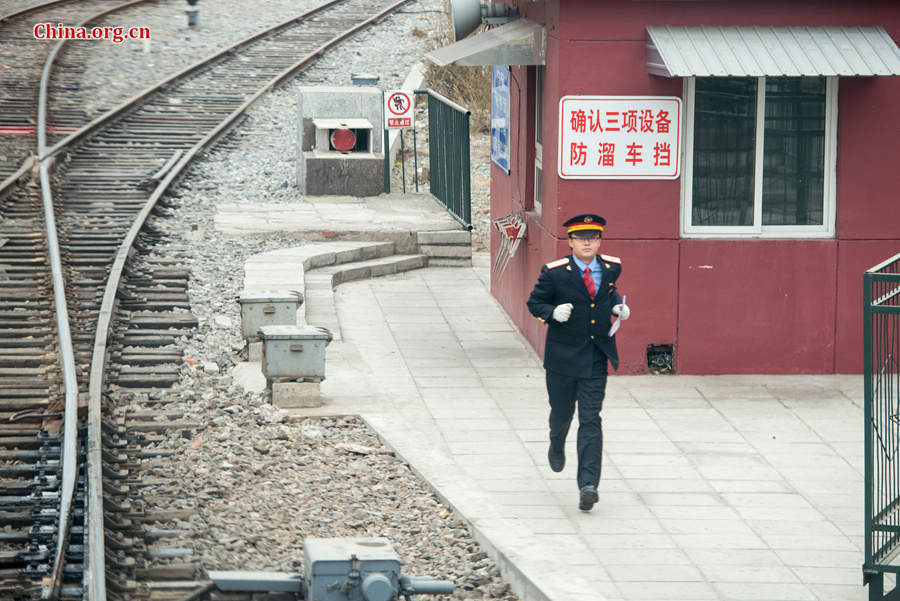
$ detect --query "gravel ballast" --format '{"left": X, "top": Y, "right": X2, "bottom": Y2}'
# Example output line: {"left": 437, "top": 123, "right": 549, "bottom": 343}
{"left": 84, "top": 0, "right": 510, "bottom": 599}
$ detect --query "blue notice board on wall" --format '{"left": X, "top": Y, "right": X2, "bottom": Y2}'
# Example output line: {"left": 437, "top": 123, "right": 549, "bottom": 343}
{"left": 491, "top": 65, "right": 510, "bottom": 174}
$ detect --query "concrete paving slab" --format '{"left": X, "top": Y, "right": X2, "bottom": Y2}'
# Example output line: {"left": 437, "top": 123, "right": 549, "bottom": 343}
{"left": 237, "top": 243, "right": 871, "bottom": 601}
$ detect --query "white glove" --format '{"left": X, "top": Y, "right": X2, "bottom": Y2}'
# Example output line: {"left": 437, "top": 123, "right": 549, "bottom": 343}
{"left": 612, "top": 303, "right": 630, "bottom": 320}
{"left": 552, "top": 303, "right": 573, "bottom": 323}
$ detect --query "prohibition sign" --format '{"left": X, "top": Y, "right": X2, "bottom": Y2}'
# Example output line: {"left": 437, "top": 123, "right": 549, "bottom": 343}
{"left": 387, "top": 91, "right": 411, "bottom": 115}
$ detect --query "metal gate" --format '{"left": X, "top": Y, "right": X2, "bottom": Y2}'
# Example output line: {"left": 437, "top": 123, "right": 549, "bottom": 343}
{"left": 864, "top": 251, "right": 900, "bottom": 599}
{"left": 415, "top": 88, "right": 472, "bottom": 230}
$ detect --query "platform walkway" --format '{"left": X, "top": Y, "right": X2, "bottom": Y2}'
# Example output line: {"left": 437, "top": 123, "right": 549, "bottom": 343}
{"left": 221, "top": 195, "right": 867, "bottom": 601}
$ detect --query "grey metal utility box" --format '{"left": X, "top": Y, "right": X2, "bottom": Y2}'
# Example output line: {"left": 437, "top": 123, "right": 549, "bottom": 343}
{"left": 238, "top": 290, "right": 302, "bottom": 340}
{"left": 259, "top": 325, "right": 332, "bottom": 379}
{"left": 304, "top": 537, "right": 401, "bottom": 601}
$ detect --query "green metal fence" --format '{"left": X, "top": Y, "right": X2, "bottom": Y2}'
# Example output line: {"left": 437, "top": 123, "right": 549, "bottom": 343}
{"left": 864, "top": 251, "right": 900, "bottom": 600}
{"left": 415, "top": 88, "right": 472, "bottom": 230}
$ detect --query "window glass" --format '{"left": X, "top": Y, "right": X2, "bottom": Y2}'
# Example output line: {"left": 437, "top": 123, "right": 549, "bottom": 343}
{"left": 691, "top": 78, "right": 757, "bottom": 226}
{"left": 762, "top": 77, "right": 826, "bottom": 225}
{"left": 533, "top": 66, "right": 544, "bottom": 214}
{"left": 535, "top": 66, "right": 544, "bottom": 145}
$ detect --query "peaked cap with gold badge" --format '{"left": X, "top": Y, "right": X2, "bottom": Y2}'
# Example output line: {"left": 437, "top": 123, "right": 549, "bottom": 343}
{"left": 563, "top": 214, "right": 606, "bottom": 236}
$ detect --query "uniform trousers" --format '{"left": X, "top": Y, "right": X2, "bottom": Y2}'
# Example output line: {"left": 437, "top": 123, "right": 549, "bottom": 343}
{"left": 545, "top": 349, "right": 607, "bottom": 489}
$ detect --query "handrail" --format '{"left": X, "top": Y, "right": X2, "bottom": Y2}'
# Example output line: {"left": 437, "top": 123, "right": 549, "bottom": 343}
{"left": 413, "top": 88, "right": 472, "bottom": 229}
{"left": 863, "top": 251, "right": 900, "bottom": 597}
{"left": 414, "top": 87, "right": 472, "bottom": 116}
{"left": 868, "top": 252, "right": 900, "bottom": 275}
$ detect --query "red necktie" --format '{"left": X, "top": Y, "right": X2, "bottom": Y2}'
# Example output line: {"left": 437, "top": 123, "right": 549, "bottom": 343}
{"left": 583, "top": 267, "right": 595, "bottom": 299}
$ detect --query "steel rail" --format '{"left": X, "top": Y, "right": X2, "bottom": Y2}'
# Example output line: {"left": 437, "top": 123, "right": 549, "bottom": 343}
{"left": 0, "top": 156, "right": 35, "bottom": 198}
{"left": 36, "top": 0, "right": 151, "bottom": 156}
{"left": 37, "top": 154, "right": 80, "bottom": 601}
{"left": 0, "top": 0, "right": 77, "bottom": 25}
{"left": 62, "top": 3, "right": 420, "bottom": 599}
{"left": 0, "top": 0, "right": 134, "bottom": 199}
{"left": 38, "top": 0, "right": 349, "bottom": 161}
{"left": 27, "top": 1, "right": 162, "bottom": 598}
{"left": 0, "top": 159, "right": 35, "bottom": 199}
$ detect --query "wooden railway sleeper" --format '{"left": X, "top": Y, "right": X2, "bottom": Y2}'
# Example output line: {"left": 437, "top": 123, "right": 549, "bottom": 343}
{"left": 114, "top": 375, "right": 181, "bottom": 388}
{"left": 62, "top": 557, "right": 84, "bottom": 577}
{"left": 100, "top": 475, "right": 131, "bottom": 495}
{"left": 0, "top": 508, "right": 34, "bottom": 525}
{"left": 121, "top": 278, "right": 190, "bottom": 291}
{"left": 34, "top": 504, "right": 80, "bottom": 525}
{"left": 101, "top": 447, "right": 136, "bottom": 468}
{"left": 0, "top": 548, "right": 35, "bottom": 564}
{"left": 128, "top": 310, "right": 197, "bottom": 326}
{"left": 103, "top": 512, "right": 135, "bottom": 532}
{"left": 104, "top": 571, "right": 138, "bottom": 593}
{"left": 117, "top": 351, "right": 185, "bottom": 366}
{"left": 0, "top": 480, "right": 37, "bottom": 494}
{"left": 0, "top": 463, "right": 54, "bottom": 478}
{"left": 0, "top": 448, "right": 58, "bottom": 460}
{"left": 0, "top": 431, "right": 59, "bottom": 447}
{"left": 20, "top": 543, "right": 50, "bottom": 563}
{"left": 105, "top": 530, "right": 137, "bottom": 551}
{"left": 100, "top": 432, "right": 132, "bottom": 448}
{"left": 24, "top": 563, "right": 51, "bottom": 579}
{"left": 126, "top": 421, "right": 200, "bottom": 433}
{"left": 30, "top": 524, "right": 59, "bottom": 545}
{"left": 0, "top": 490, "right": 59, "bottom": 506}
{"left": 150, "top": 205, "right": 175, "bottom": 218}
{"left": 106, "top": 547, "right": 144, "bottom": 569}
{"left": 103, "top": 494, "right": 135, "bottom": 514}
{"left": 101, "top": 418, "right": 127, "bottom": 436}
{"left": 101, "top": 461, "right": 131, "bottom": 480}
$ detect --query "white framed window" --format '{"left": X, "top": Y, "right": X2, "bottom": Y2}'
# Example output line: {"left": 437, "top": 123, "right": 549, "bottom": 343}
{"left": 681, "top": 76, "right": 837, "bottom": 238}
{"left": 533, "top": 65, "right": 544, "bottom": 215}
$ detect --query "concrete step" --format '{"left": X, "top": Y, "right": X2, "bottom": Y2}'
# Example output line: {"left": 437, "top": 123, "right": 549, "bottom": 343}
{"left": 301, "top": 276, "right": 342, "bottom": 340}
{"left": 302, "top": 240, "right": 396, "bottom": 270}
{"left": 243, "top": 241, "right": 430, "bottom": 344}
{"left": 416, "top": 230, "right": 471, "bottom": 245}
{"left": 420, "top": 245, "right": 472, "bottom": 258}
{"left": 300, "top": 254, "right": 428, "bottom": 340}
{"left": 242, "top": 240, "right": 395, "bottom": 293}
{"left": 323, "top": 254, "right": 429, "bottom": 286}
{"left": 428, "top": 257, "right": 473, "bottom": 267}
{"left": 416, "top": 229, "right": 472, "bottom": 266}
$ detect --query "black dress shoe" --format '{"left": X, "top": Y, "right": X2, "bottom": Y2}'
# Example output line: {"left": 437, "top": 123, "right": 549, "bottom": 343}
{"left": 548, "top": 446, "right": 565, "bottom": 472}
{"left": 579, "top": 485, "right": 598, "bottom": 511}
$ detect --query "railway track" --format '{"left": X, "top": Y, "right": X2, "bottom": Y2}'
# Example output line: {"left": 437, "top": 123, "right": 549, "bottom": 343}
{"left": 0, "top": 0, "right": 151, "bottom": 183}
{"left": 0, "top": 0, "right": 418, "bottom": 598}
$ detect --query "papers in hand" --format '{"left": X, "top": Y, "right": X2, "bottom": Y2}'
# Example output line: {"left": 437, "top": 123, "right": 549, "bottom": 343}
{"left": 608, "top": 295, "right": 627, "bottom": 337}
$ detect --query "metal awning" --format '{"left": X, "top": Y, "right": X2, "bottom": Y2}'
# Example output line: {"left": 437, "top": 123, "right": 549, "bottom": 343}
{"left": 425, "top": 18, "right": 546, "bottom": 67}
{"left": 647, "top": 26, "right": 900, "bottom": 77}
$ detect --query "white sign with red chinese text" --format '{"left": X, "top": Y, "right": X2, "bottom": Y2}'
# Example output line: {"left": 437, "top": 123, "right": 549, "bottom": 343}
{"left": 384, "top": 89, "right": 414, "bottom": 129}
{"left": 557, "top": 96, "right": 681, "bottom": 179}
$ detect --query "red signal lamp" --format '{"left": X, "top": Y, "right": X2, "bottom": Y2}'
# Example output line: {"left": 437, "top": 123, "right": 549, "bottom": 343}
{"left": 330, "top": 128, "right": 356, "bottom": 152}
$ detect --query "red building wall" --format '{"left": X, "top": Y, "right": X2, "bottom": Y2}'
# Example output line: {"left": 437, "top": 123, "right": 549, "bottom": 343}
{"left": 490, "top": 0, "right": 900, "bottom": 374}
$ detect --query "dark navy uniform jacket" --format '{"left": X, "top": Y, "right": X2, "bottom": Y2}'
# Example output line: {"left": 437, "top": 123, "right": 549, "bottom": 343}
{"left": 526, "top": 253, "right": 623, "bottom": 377}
